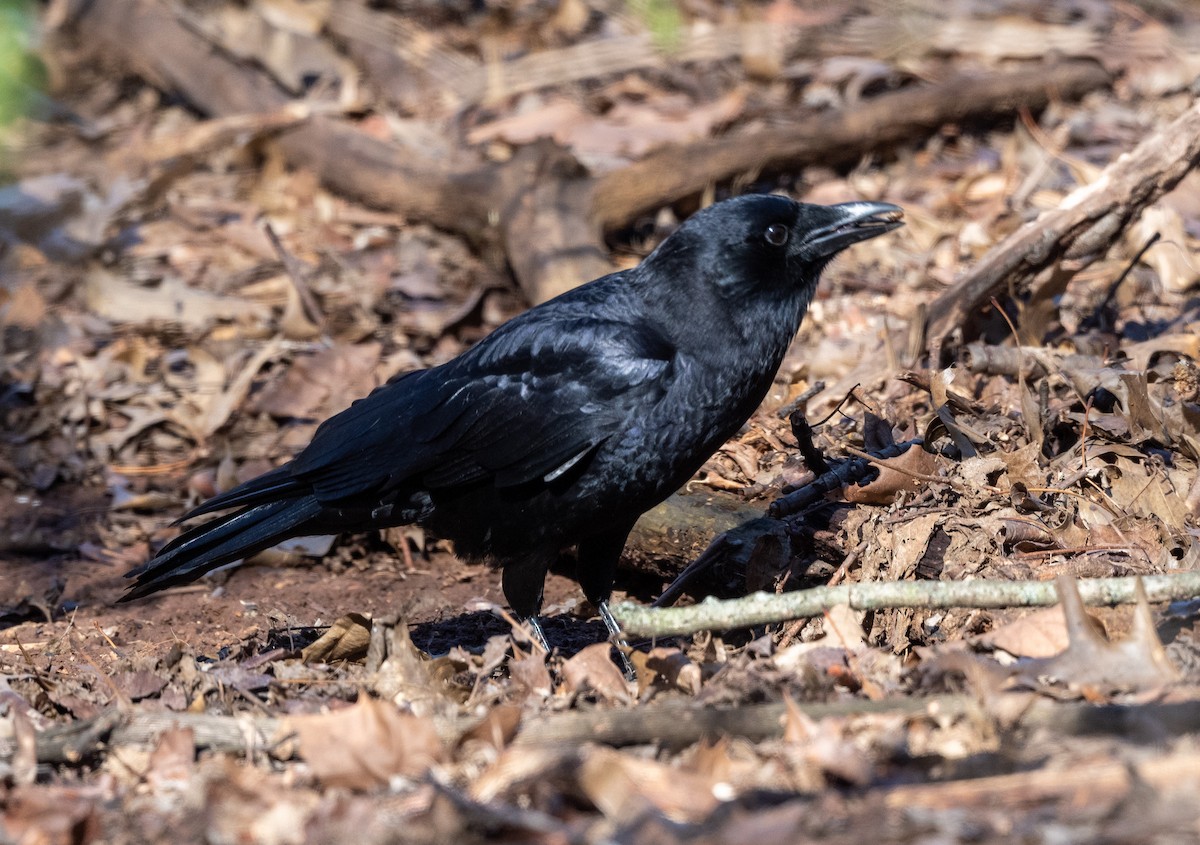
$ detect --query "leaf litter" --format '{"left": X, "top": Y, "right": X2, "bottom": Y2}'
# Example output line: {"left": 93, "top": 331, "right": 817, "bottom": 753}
{"left": 4, "top": 0, "right": 1200, "bottom": 842}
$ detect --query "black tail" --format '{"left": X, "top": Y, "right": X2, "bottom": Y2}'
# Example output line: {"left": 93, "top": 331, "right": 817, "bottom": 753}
{"left": 120, "top": 496, "right": 324, "bottom": 601}
{"left": 177, "top": 465, "right": 302, "bottom": 521}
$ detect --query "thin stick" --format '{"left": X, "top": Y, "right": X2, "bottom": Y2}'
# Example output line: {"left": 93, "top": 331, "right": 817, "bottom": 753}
{"left": 263, "top": 222, "right": 326, "bottom": 332}
{"left": 611, "top": 571, "right": 1200, "bottom": 638}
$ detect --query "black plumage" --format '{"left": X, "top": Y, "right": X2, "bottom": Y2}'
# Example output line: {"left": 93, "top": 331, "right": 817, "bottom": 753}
{"left": 122, "top": 194, "right": 903, "bottom": 626}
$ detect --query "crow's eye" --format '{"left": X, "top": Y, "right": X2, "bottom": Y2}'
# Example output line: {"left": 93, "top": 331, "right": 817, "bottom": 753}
{"left": 764, "top": 223, "right": 789, "bottom": 246}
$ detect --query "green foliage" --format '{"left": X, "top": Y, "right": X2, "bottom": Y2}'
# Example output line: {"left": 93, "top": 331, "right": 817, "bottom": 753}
{"left": 630, "top": 0, "right": 684, "bottom": 53}
{"left": 0, "top": 0, "right": 43, "bottom": 130}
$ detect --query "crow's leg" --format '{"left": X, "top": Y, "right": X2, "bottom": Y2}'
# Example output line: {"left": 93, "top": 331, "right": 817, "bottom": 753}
{"left": 502, "top": 549, "right": 553, "bottom": 618}
{"left": 578, "top": 526, "right": 637, "bottom": 682}
{"left": 524, "top": 614, "right": 552, "bottom": 654}
{"left": 597, "top": 600, "right": 624, "bottom": 644}
{"left": 503, "top": 547, "right": 555, "bottom": 654}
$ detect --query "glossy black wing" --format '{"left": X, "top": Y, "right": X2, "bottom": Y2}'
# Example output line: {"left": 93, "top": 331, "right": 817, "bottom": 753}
{"left": 287, "top": 312, "right": 676, "bottom": 503}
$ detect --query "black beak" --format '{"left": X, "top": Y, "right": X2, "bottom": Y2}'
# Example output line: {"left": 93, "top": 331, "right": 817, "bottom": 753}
{"left": 802, "top": 202, "right": 904, "bottom": 257}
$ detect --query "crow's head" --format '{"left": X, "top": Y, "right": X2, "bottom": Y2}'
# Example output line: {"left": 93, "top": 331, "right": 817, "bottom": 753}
{"left": 645, "top": 194, "right": 903, "bottom": 309}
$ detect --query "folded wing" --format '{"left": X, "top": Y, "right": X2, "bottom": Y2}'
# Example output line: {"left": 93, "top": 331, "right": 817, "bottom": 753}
{"left": 286, "top": 312, "right": 678, "bottom": 505}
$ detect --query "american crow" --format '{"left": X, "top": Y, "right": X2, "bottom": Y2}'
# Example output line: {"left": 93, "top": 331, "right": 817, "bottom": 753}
{"left": 122, "top": 194, "right": 902, "bottom": 642}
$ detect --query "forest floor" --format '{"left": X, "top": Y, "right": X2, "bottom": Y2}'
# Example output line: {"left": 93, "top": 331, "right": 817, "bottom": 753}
{"left": 5, "top": 0, "right": 1200, "bottom": 842}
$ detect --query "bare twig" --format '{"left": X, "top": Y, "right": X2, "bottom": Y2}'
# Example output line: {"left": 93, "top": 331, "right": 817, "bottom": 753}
{"left": 263, "top": 222, "right": 326, "bottom": 334}
{"left": 611, "top": 571, "right": 1200, "bottom": 638}
{"left": 925, "top": 98, "right": 1200, "bottom": 351}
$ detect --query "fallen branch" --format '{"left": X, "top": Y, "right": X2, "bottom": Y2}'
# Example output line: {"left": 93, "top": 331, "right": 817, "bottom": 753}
{"left": 329, "top": 5, "right": 829, "bottom": 108}
{"left": 14, "top": 710, "right": 281, "bottom": 765}
{"left": 880, "top": 749, "right": 1200, "bottom": 811}
{"left": 68, "top": 0, "right": 1112, "bottom": 303}
{"left": 626, "top": 488, "right": 782, "bottom": 591}
{"left": 12, "top": 689, "right": 1200, "bottom": 765}
{"left": 925, "top": 97, "right": 1200, "bottom": 351}
{"left": 6, "top": 695, "right": 933, "bottom": 764}
{"left": 512, "top": 694, "right": 972, "bottom": 748}
{"left": 514, "top": 694, "right": 1200, "bottom": 748}
{"left": 610, "top": 571, "right": 1200, "bottom": 638}
{"left": 591, "top": 60, "right": 1112, "bottom": 228}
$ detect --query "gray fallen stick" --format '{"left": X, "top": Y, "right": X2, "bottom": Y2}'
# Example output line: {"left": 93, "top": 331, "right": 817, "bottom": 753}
{"left": 611, "top": 571, "right": 1200, "bottom": 638}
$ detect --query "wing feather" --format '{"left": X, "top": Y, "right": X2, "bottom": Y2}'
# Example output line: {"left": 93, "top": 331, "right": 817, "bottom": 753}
{"left": 285, "top": 312, "right": 676, "bottom": 503}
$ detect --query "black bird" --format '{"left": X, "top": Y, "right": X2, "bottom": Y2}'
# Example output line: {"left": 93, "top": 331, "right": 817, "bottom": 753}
{"left": 122, "top": 195, "right": 902, "bottom": 644}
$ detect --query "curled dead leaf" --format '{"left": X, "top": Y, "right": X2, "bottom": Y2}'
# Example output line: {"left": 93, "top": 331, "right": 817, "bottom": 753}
{"left": 843, "top": 443, "right": 938, "bottom": 504}
{"left": 508, "top": 650, "right": 552, "bottom": 702}
{"left": 301, "top": 612, "right": 373, "bottom": 664}
{"left": 561, "top": 643, "right": 634, "bottom": 705}
{"left": 577, "top": 745, "right": 724, "bottom": 823}
{"left": 282, "top": 697, "right": 445, "bottom": 790}
{"left": 781, "top": 695, "right": 873, "bottom": 785}
{"left": 1021, "top": 576, "right": 1180, "bottom": 693}
{"left": 458, "top": 704, "right": 522, "bottom": 751}
{"left": 633, "top": 646, "right": 702, "bottom": 695}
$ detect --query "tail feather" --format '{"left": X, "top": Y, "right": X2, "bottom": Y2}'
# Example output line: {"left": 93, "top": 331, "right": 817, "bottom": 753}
{"left": 177, "top": 465, "right": 305, "bottom": 523}
{"left": 121, "top": 497, "right": 324, "bottom": 601}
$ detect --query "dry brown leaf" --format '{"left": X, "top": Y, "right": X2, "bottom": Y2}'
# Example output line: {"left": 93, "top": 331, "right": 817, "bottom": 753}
{"left": 116, "top": 105, "right": 308, "bottom": 168}
{"left": 1125, "top": 334, "right": 1200, "bottom": 374}
{"left": 843, "top": 443, "right": 937, "bottom": 504}
{"left": 632, "top": 646, "right": 702, "bottom": 695}
{"left": 201, "top": 757, "right": 318, "bottom": 844}
{"left": 998, "top": 442, "right": 1042, "bottom": 487}
{"left": 1108, "top": 18, "right": 1200, "bottom": 97}
{"left": 283, "top": 697, "right": 445, "bottom": 790}
{"left": 560, "top": 643, "right": 634, "bottom": 704}
{"left": 301, "top": 612, "right": 372, "bottom": 664}
{"left": 1022, "top": 577, "right": 1180, "bottom": 693}
{"left": 93, "top": 406, "right": 170, "bottom": 458}
{"left": 883, "top": 513, "right": 941, "bottom": 580}
{"left": 9, "top": 706, "right": 36, "bottom": 787}
{"left": 470, "top": 745, "right": 580, "bottom": 804}
{"left": 0, "top": 785, "right": 101, "bottom": 844}
{"left": 279, "top": 278, "right": 323, "bottom": 340}
{"left": 1134, "top": 206, "right": 1198, "bottom": 293}
{"left": 112, "top": 669, "right": 169, "bottom": 701}
{"left": 369, "top": 619, "right": 440, "bottom": 712}
{"left": 194, "top": 339, "right": 285, "bottom": 440}
{"left": 781, "top": 695, "right": 872, "bottom": 786}
{"left": 467, "top": 100, "right": 585, "bottom": 147}
{"left": 976, "top": 607, "right": 1072, "bottom": 658}
{"left": 0, "top": 283, "right": 46, "bottom": 328}
{"left": 145, "top": 726, "right": 196, "bottom": 792}
{"left": 468, "top": 91, "right": 745, "bottom": 165}
{"left": 508, "top": 650, "right": 552, "bottom": 702}
{"left": 822, "top": 603, "right": 866, "bottom": 651}
{"left": 1105, "top": 455, "right": 1190, "bottom": 531}
{"left": 458, "top": 703, "right": 522, "bottom": 751}
{"left": 253, "top": 342, "right": 382, "bottom": 421}
{"left": 85, "top": 269, "right": 270, "bottom": 328}
{"left": 1063, "top": 369, "right": 1169, "bottom": 446}
{"left": 577, "top": 745, "right": 723, "bottom": 823}
{"left": 958, "top": 455, "right": 1007, "bottom": 491}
